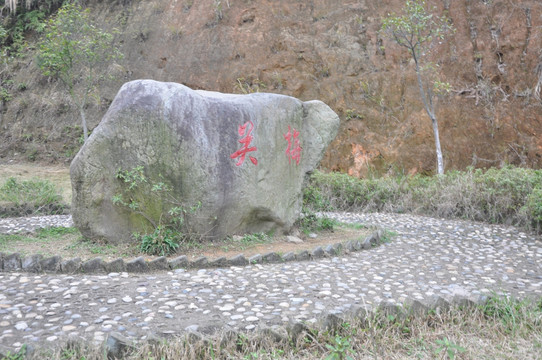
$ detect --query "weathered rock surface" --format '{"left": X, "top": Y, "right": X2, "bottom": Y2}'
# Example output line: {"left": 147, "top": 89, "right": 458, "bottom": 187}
{"left": 71, "top": 80, "right": 339, "bottom": 243}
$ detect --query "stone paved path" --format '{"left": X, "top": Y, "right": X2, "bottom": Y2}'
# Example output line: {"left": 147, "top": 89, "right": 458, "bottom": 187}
{"left": 0, "top": 212, "right": 541, "bottom": 353}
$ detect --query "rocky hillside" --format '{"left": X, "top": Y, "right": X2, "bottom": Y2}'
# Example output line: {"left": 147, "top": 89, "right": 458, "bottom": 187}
{"left": 1, "top": 0, "right": 541, "bottom": 176}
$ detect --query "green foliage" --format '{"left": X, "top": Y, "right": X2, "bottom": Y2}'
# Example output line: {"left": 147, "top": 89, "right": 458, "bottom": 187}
{"left": 1, "top": 344, "right": 26, "bottom": 360}
{"left": 297, "top": 210, "right": 337, "bottom": 235}
{"left": 381, "top": 0, "right": 452, "bottom": 59}
{"left": 239, "top": 232, "right": 270, "bottom": 245}
{"left": 137, "top": 226, "right": 180, "bottom": 256}
{"left": 378, "top": 230, "right": 397, "bottom": 244}
{"left": 0, "top": 79, "right": 14, "bottom": 103}
{"left": 0, "top": 8, "right": 49, "bottom": 62}
{"left": 325, "top": 335, "right": 354, "bottom": 360}
{"left": 0, "top": 177, "right": 63, "bottom": 215}
{"left": 36, "top": 226, "right": 79, "bottom": 239}
{"left": 434, "top": 337, "right": 465, "bottom": 360}
{"left": 234, "top": 77, "right": 267, "bottom": 94}
{"left": 304, "top": 171, "right": 402, "bottom": 211}
{"left": 18, "top": 9, "right": 47, "bottom": 33}
{"left": 303, "top": 166, "right": 542, "bottom": 232}
{"left": 113, "top": 166, "right": 200, "bottom": 256}
{"left": 302, "top": 182, "right": 332, "bottom": 211}
{"left": 0, "top": 25, "right": 7, "bottom": 41}
{"left": 37, "top": 2, "right": 120, "bottom": 80}
{"left": 37, "top": 1, "right": 123, "bottom": 141}
{"left": 344, "top": 109, "right": 362, "bottom": 121}
{"left": 479, "top": 295, "right": 541, "bottom": 335}
{"left": 527, "top": 187, "right": 542, "bottom": 227}
{"left": 0, "top": 85, "right": 11, "bottom": 102}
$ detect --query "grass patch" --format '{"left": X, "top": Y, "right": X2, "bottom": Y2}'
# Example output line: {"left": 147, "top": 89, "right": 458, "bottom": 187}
{"left": 37, "top": 295, "right": 541, "bottom": 359}
{"left": 221, "top": 232, "right": 272, "bottom": 252}
{"left": 337, "top": 222, "right": 367, "bottom": 230}
{"left": 297, "top": 211, "right": 338, "bottom": 235}
{"left": 379, "top": 230, "right": 397, "bottom": 244}
{"left": 65, "top": 237, "right": 118, "bottom": 256}
{"left": 304, "top": 165, "right": 542, "bottom": 232}
{"left": 0, "top": 177, "right": 65, "bottom": 217}
{"left": 36, "top": 226, "right": 79, "bottom": 238}
{"left": 0, "top": 227, "right": 137, "bottom": 260}
{"left": 0, "top": 232, "right": 51, "bottom": 252}
{"left": 0, "top": 227, "right": 80, "bottom": 257}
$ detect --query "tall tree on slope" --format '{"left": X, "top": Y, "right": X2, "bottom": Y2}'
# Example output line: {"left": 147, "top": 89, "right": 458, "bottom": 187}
{"left": 382, "top": 0, "right": 453, "bottom": 174}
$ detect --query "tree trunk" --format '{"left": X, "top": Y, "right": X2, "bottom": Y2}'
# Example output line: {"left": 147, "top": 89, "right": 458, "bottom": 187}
{"left": 414, "top": 61, "right": 444, "bottom": 175}
{"left": 79, "top": 106, "right": 88, "bottom": 142}
{"left": 430, "top": 115, "right": 444, "bottom": 175}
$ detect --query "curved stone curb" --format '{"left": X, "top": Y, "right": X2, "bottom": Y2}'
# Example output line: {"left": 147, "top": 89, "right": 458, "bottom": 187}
{"left": 0, "top": 229, "right": 385, "bottom": 274}
{"left": 165, "top": 293, "right": 491, "bottom": 351}
{"left": 0, "top": 293, "right": 492, "bottom": 359}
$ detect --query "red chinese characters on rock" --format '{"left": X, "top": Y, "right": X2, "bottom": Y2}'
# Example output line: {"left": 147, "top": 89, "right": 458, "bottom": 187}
{"left": 284, "top": 125, "right": 302, "bottom": 165}
{"left": 231, "top": 120, "right": 258, "bottom": 166}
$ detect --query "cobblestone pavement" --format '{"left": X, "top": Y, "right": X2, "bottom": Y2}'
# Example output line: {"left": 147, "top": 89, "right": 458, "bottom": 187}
{"left": 0, "top": 212, "right": 541, "bottom": 353}
{"left": 0, "top": 215, "right": 73, "bottom": 234}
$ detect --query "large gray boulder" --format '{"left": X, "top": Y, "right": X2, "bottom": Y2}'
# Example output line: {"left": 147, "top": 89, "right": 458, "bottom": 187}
{"left": 71, "top": 80, "right": 339, "bottom": 243}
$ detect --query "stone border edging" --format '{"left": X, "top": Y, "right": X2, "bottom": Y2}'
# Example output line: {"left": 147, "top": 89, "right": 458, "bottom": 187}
{"left": 0, "top": 229, "right": 385, "bottom": 274}
{"left": 103, "top": 294, "right": 492, "bottom": 358}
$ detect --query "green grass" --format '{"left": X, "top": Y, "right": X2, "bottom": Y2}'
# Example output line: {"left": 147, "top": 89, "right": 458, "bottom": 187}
{"left": 36, "top": 226, "right": 79, "bottom": 238}
{"left": 0, "top": 226, "right": 137, "bottom": 259}
{"left": 0, "top": 177, "right": 65, "bottom": 217}
{"left": 379, "top": 230, "right": 397, "bottom": 244}
{"left": 0, "top": 232, "right": 49, "bottom": 248}
{"left": 221, "top": 232, "right": 272, "bottom": 252}
{"left": 304, "top": 165, "right": 542, "bottom": 232}
{"left": 64, "top": 237, "right": 116, "bottom": 255}
{"left": 1, "top": 344, "right": 26, "bottom": 360}
{"left": 0, "top": 227, "right": 82, "bottom": 256}
{"left": 297, "top": 212, "right": 338, "bottom": 235}
{"left": 337, "top": 222, "right": 367, "bottom": 230}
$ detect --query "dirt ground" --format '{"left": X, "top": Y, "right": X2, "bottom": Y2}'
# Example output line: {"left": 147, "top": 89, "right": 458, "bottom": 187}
{"left": 0, "top": 162, "right": 372, "bottom": 262}
{"left": 0, "top": 226, "right": 372, "bottom": 262}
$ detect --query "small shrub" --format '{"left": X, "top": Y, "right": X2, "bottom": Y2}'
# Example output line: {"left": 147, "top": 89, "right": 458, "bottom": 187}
{"left": 297, "top": 210, "right": 337, "bottom": 234}
{"left": 137, "top": 226, "right": 180, "bottom": 256}
{"left": 480, "top": 295, "right": 533, "bottom": 335}
{"left": 325, "top": 335, "right": 354, "bottom": 360}
{"left": 113, "top": 166, "right": 200, "bottom": 255}
{"left": 525, "top": 187, "right": 542, "bottom": 230}
{"left": 302, "top": 182, "right": 333, "bottom": 211}
{"left": 434, "top": 337, "right": 465, "bottom": 360}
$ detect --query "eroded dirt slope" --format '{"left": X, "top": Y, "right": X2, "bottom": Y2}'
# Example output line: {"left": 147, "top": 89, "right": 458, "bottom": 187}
{"left": 1, "top": 0, "right": 541, "bottom": 175}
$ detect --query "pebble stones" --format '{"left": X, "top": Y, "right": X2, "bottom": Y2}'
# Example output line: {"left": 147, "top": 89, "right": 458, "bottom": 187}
{"left": 0, "top": 211, "right": 541, "bottom": 354}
